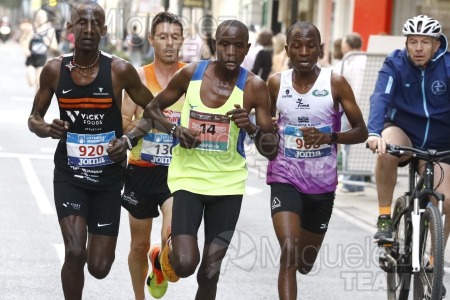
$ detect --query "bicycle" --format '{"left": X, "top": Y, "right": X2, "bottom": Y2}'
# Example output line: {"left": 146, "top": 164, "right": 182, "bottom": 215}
{"left": 372, "top": 143, "right": 449, "bottom": 300}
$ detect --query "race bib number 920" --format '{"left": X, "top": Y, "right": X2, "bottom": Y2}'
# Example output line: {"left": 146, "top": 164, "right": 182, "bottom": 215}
{"left": 66, "top": 131, "right": 115, "bottom": 167}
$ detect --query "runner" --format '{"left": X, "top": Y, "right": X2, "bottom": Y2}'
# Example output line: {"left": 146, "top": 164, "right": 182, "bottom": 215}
{"left": 125, "top": 19, "right": 279, "bottom": 300}
{"left": 266, "top": 21, "right": 368, "bottom": 299}
{"left": 27, "top": 1, "right": 154, "bottom": 298}
{"left": 121, "top": 11, "right": 185, "bottom": 299}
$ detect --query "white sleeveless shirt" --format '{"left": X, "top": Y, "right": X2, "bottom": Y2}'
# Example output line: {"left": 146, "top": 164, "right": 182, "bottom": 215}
{"left": 266, "top": 68, "right": 343, "bottom": 193}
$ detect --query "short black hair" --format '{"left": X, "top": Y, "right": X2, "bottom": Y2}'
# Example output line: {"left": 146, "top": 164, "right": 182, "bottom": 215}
{"left": 215, "top": 20, "right": 249, "bottom": 42}
{"left": 150, "top": 12, "right": 183, "bottom": 37}
{"left": 286, "top": 22, "right": 321, "bottom": 45}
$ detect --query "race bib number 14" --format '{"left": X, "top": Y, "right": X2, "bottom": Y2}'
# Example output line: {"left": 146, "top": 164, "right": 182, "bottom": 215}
{"left": 66, "top": 131, "right": 115, "bottom": 167}
{"left": 188, "top": 110, "right": 231, "bottom": 151}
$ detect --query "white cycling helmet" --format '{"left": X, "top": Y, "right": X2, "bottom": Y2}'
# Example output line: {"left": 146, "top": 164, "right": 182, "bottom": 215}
{"left": 402, "top": 15, "right": 441, "bottom": 37}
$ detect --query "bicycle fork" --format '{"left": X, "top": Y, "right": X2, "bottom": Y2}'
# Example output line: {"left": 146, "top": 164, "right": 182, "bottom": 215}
{"left": 411, "top": 196, "right": 422, "bottom": 272}
{"left": 411, "top": 195, "right": 446, "bottom": 273}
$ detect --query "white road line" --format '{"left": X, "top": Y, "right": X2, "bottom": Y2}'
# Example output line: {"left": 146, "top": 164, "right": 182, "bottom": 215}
{"left": 54, "top": 243, "right": 65, "bottom": 265}
{"left": 246, "top": 186, "right": 263, "bottom": 195}
{"left": 0, "top": 152, "right": 53, "bottom": 159}
{"left": 19, "top": 156, "right": 55, "bottom": 214}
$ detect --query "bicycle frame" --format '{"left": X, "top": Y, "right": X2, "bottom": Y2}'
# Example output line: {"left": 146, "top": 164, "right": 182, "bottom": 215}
{"left": 372, "top": 143, "right": 450, "bottom": 299}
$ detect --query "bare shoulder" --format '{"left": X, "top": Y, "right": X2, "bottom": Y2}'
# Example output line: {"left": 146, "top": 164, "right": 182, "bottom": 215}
{"left": 43, "top": 55, "right": 63, "bottom": 72}
{"left": 111, "top": 54, "right": 134, "bottom": 74}
{"left": 245, "top": 71, "right": 267, "bottom": 93}
{"left": 330, "top": 70, "right": 348, "bottom": 87}
{"left": 267, "top": 72, "right": 282, "bottom": 90}
{"left": 40, "top": 56, "right": 63, "bottom": 84}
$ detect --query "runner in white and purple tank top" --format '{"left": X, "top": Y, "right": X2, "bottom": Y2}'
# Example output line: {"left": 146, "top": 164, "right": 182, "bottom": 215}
{"left": 266, "top": 21, "right": 368, "bottom": 300}
{"left": 267, "top": 67, "right": 343, "bottom": 194}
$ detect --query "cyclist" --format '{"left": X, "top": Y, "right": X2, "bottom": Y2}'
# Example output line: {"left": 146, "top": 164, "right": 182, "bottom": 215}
{"left": 367, "top": 14, "right": 450, "bottom": 262}
{"left": 121, "top": 12, "right": 185, "bottom": 299}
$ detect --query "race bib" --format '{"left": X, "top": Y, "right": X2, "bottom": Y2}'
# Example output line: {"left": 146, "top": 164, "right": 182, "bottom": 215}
{"left": 66, "top": 131, "right": 115, "bottom": 167}
{"left": 140, "top": 111, "right": 180, "bottom": 166}
{"left": 284, "top": 125, "right": 332, "bottom": 159}
{"left": 141, "top": 132, "right": 174, "bottom": 166}
{"left": 188, "top": 110, "right": 231, "bottom": 152}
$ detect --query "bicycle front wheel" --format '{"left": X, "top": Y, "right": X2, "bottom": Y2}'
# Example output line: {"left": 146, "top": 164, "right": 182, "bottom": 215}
{"left": 413, "top": 205, "right": 444, "bottom": 300}
{"left": 387, "top": 195, "right": 412, "bottom": 300}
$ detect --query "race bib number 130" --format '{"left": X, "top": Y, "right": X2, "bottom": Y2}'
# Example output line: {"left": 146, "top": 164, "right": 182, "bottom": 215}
{"left": 66, "top": 131, "right": 115, "bottom": 167}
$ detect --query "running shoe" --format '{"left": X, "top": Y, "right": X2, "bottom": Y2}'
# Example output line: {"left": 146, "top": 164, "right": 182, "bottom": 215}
{"left": 160, "top": 229, "right": 180, "bottom": 282}
{"left": 374, "top": 214, "right": 394, "bottom": 241}
{"left": 146, "top": 244, "right": 168, "bottom": 299}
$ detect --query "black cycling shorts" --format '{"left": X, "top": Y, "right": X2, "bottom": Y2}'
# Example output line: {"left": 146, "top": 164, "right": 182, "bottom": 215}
{"left": 25, "top": 54, "right": 47, "bottom": 68}
{"left": 171, "top": 190, "right": 243, "bottom": 244}
{"left": 383, "top": 122, "right": 450, "bottom": 167}
{"left": 270, "top": 183, "right": 335, "bottom": 234}
{"left": 121, "top": 164, "right": 171, "bottom": 219}
{"left": 54, "top": 179, "right": 122, "bottom": 236}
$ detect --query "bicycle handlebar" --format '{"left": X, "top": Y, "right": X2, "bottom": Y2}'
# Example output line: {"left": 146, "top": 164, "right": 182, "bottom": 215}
{"left": 366, "top": 142, "right": 450, "bottom": 162}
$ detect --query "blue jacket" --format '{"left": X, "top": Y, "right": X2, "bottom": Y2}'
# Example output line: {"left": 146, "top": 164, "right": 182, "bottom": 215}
{"left": 368, "top": 34, "right": 450, "bottom": 150}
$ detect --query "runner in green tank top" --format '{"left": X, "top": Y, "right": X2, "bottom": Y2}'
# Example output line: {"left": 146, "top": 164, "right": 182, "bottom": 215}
{"left": 125, "top": 19, "right": 279, "bottom": 300}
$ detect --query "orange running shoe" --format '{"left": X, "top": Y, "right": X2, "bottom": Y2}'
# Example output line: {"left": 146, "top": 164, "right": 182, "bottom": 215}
{"left": 146, "top": 244, "right": 168, "bottom": 299}
{"left": 160, "top": 229, "right": 180, "bottom": 282}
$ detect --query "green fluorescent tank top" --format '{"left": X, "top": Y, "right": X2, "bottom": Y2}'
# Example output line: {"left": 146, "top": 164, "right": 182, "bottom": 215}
{"left": 168, "top": 60, "right": 248, "bottom": 195}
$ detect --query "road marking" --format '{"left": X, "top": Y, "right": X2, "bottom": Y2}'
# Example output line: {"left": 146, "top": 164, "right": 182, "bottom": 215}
{"left": 0, "top": 152, "right": 53, "bottom": 159}
{"left": 246, "top": 186, "right": 262, "bottom": 195}
{"left": 54, "top": 243, "right": 64, "bottom": 265}
{"left": 19, "top": 156, "right": 55, "bottom": 214}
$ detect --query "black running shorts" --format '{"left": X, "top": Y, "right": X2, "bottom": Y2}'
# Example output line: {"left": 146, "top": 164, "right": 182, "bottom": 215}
{"left": 171, "top": 190, "right": 243, "bottom": 244}
{"left": 270, "top": 183, "right": 335, "bottom": 234}
{"left": 121, "top": 164, "right": 171, "bottom": 219}
{"left": 53, "top": 179, "right": 122, "bottom": 236}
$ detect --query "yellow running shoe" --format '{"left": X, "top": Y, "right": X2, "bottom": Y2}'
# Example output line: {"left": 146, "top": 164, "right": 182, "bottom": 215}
{"left": 147, "top": 244, "right": 168, "bottom": 299}
{"left": 160, "top": 230, "right": 180, "bottom": 282}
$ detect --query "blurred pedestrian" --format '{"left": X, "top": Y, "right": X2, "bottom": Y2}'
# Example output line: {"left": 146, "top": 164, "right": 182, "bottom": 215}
{"left": 21, "top": 10, "right": 58, "bottom": 91}
{"left": 338, "top": 32, "right": 367, "bottom": 193}
{"left": 271, "top": 33, "right": 289, "bottom": 75}
{"left": 127, "top": 25, "right": 144, "bottom": 68}
{"left": 251, "top": 29, "right": 273, "bottom": 82}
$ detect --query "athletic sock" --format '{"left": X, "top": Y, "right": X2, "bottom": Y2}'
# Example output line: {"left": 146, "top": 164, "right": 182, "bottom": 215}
{"left": 379, "top": 206, "right": 391, "bottom": 217}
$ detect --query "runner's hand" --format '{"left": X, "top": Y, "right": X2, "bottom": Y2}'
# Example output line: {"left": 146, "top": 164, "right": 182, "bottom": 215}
{"left": 226, "top": 104, "right": 252, "bottom": 131}
{"left": 300, "top": 127, "right": 325, "bottom": 146}
{"left": 272, "top": 117, "right": 279, "bottom": 132}
{"left": 49, "top": 119, "right": 69, "bottom": 139}
{"left": 106, "top": 137, "right": 128, "bottom": 162}
{"left": 367, "top": 135, "right": 387, "bottom": 154}
{"left": 176, "top": 126, "right": 201, "bottom": 149}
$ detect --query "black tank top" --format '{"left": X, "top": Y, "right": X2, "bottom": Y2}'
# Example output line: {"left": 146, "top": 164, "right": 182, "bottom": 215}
{"left": 54, "top": 52, "right": 124, "bottom": 189}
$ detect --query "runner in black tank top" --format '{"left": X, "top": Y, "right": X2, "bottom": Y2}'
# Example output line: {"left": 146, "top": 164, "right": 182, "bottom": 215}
{"left": 54, "top": 52, "right": 124, "bottom": 189}
{"left": 27, "top": 2, "right": 156, "bottom": 298}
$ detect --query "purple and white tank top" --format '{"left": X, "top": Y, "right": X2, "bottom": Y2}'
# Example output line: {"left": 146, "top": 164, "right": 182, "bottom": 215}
{"left": 266, "top": 68, "right": 343, "bottom": 194}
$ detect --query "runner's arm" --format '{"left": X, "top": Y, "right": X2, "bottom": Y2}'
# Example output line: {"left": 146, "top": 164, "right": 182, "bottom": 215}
{"left": 331, "top": 72, "right": 368, "bottom": 144}
{"left": 247, "top": 74, "right": 279, "bottom": 160}
{"left": 28, "top": 58, "right": 67, "bottom": 139}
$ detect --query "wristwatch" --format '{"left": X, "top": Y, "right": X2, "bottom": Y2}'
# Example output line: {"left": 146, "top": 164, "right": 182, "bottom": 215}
{"left": 329, "top": 132, "right": 338, "bottom": 144}
{"left": 125, "top": 133, "right": 138, "bottom": 148}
